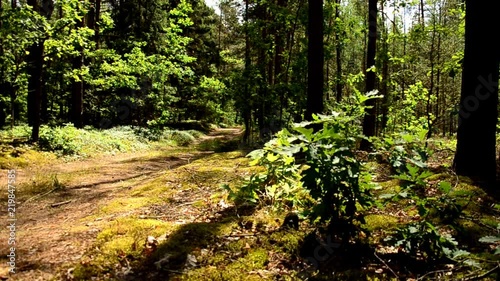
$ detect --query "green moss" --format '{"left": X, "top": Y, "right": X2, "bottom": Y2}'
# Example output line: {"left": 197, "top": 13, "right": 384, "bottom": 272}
{"left": 181, "top": 249, "right": 269, "bottom": 281}
{"left": 96, "top": 197, "right": 154, "bottom": 216}
{"left": 377, "top": 179, "right": 401, "bottom": 193}
{"left": 426, "top": 173, "right": 452, "bottom": 182}
{"left": 364, "top": 214, "right": 399, "bottom": 232}
{"left": 268, "top": 230, "right": 302, "bottom": 254}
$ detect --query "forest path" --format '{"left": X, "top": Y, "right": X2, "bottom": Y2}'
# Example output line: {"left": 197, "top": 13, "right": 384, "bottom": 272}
{"left": 0, "top": 127, "right": 243, "bottom": 280}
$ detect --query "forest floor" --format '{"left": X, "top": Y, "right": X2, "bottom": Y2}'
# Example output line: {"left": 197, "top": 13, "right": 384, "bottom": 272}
{"left": 0, "top": 128, "right": 498, "bottom": 281}
{"left": 0, "top": 128, "right": 248, "bottom": 280}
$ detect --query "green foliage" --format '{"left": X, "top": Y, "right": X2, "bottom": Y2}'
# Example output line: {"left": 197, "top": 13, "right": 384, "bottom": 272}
{"left": 479, "top": 224, "right": 500, "bottom": 256}
{"left": 38, "top": 124, "right": 82, "bottom": 155}
{"left": 374, "top": 128, "right": 431, "bottom": 174}
{"left": 0, "top": 124, "right": 31, "bottom": 139}
{"left": 34, "top": 124, "right": 201, "bottom": 156}
{"left": 386, "top": 82, "right": 435, "bottom": 134}
{"left": 294, "top": 113, "right": 373, "bottom": 225}
{"left": 392, "top": 163, "right": 433, "bottom": 190}
{"left": 385, "top": 221, "right": 469, "bottom": 262}
{"left": 230, "top": 93, "right": 380, "bottom": 240}
{"left": 164, "top": 130, "right": 196, "bottom": 146}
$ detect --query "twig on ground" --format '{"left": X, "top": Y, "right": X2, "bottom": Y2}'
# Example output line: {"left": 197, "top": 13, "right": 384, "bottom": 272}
{"left": 417, "top": 269, "right": 451, "bottom": 280}
{"left": 374, "top": 251, "right": 399, "bottom": 279}
{"left": 460, "top": 263, "right": 500, "bottom": 281}
{"left": 50, "top": 200, "right": 72, "bottom": 208}
{"left": 22, "top": 187, "right": 61, "bottom": 205}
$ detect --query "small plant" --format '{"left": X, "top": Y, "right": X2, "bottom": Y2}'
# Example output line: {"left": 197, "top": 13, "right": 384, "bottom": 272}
{"left": 385, "top": 221, "right": 469, "bottom": 262}
{"left": 392, "top": 163, "right": 433, "bottom": 190}
{"left": 228, "top": 91, "right": 380, "bottom": 242}
{"left": 479, "top": 223, "right": 500, "bottom": 255}
{"left": 224, "top": 129, "right": 312, "bottom": 210}
{"left": 374, "top": 128, "right": 431, "bottom": 174}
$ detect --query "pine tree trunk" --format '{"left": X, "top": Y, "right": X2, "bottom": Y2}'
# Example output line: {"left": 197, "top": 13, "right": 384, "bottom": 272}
{"left": 305, "top": 0, "right": 324, "bottom": 121}
{"left": 453, "top": 0, "right": 499, "bottom": 188}
{"left": 360, "top": 0, "right": 377, "bottom": 150}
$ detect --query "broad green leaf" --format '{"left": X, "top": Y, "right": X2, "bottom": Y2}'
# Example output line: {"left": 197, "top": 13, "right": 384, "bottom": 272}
{"left": 439, "top": 181, "right": 452, "bottom": 193}
{"left": 479, "top": 236, "right": 500, "bottom": 243}
{"left": 266, "top": 153, "right": 279, "bottom": 163}
{"left": 379, "top": 193, "right": 395, "bottom": 199}
{"left": 294, "top": 126, "right": 314, "bottom": 140}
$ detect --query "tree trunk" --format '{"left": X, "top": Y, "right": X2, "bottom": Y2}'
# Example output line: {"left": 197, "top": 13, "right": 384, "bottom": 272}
{"left": 305, "top": 0, "right": 324, "bottom": 121}
{"left": 242, "top": 0, "right": 251, "bottom": 143}
{"left": 72, "top": 14, "right": 85, "bottom": 128}
{"left": 27, "top": 41, "right": 44, "bottom": 141}
{"left": 27, "top": 0, "right": 53, "bottom": 141}
{"left": 379, "top": 2, "right": 389, "bottom": 132}
{"left": 334, "top": 0, "right": 342, "bottom": 102}
{"left": 453, "top": 0, "right": 499, "bottom": 188}
{"left": 360, "top": 0, "right": 377, "bottom": 150}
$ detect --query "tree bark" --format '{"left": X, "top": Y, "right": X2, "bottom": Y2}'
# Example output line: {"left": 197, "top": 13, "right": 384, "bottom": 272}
{"left": 305, "top": 0, "right": 324, "bottom": 121}
{"left": 71, "top": 13, "right": 85, "bottom": 128}
{"left": 27, "top": 0, "right": 53, "bottom": 141}
{"left": 334, "top": 0, "right": 342, "bottom": 102}
{"left": 360, "top": 0, "right": 377, "bottom": 150}
{"left": 453, "top": 0, "right": 499, "bottom": 188}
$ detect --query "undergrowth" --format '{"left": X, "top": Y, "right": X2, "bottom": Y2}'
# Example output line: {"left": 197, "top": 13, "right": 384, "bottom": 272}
{"left": 0, "top": 124, "right": 206, "bottom": 158}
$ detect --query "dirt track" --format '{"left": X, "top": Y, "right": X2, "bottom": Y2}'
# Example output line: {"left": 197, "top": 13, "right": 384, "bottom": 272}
{"left": 0, "top": 128, "right": 242, "bottom": 280}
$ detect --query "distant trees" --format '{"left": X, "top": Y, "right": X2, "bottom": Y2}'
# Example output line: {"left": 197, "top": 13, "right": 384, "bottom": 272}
{"left": 1, "top": 0, "right": 498, "bottom": 189}
{"left": 453, "top": 0, "right": 499, "bottom": 188}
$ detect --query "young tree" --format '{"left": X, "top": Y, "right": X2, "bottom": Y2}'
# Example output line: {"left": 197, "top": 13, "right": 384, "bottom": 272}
{"left": 453, "top": 0, "right": 499, "bottom": 188}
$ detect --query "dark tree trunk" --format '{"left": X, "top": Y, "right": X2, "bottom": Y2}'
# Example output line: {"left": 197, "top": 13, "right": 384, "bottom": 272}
{"left": 453, "top": 0, "right": 499, "bottom": 188}
{"left": 27, "top": 41, "right": 44, "bottom": 141}
{"left": 275, "top": 0, "right": 285, "bottom": 126}
{"left": 360, "top": 0, "right": 377, "bottom": 150}
{"left": 71, "top": 53, "right": 84, "bottom": 128}
{"left": 379, "top": 4, "right": 389, "bottom": 132}
{"left": 27, "top": 0, "right": 53, "bottom": 141}
{"left": 335, "top": 0, "right": 342, "bottom": 102}
{"left": 305, "top": 0, "right": 324, "bottom": 121}
{"left": 242, "top": 0, "right": 251, "bottom": 143}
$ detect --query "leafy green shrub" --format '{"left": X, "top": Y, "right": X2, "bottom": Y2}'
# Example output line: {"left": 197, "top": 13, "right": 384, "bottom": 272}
{"left": 0, "top": 124, "right": 32, "bottom": 139}
{"left": 392, "top": 163, "right": 433, "bottom": 190}
{"left": 38, "top": 124, "right": 82, "bottom": 155}
{"left": 132, "top": 126, "right": 163, "bottom": 141}
{"left": 224, "top": 130, "right": 311, "bottom": 210}
{"left": 37, "top": 125, "right": 150, "bottom": 156}
{"left": 385, "top": 221, "right": 469, "bottom": 262}
{"left": 479, "top": 223, "right": 500, "bottom": 255}
{"left": 373, "top": 128, "right": 431, "bottom": 174}
{"left": 164, "top": 130, "right": 196, "bottom": 146}
{"left": 227, "top": 92, "right": 380, "bottom": 241}
{"left": 186, "top": 130, "right": 205, "bottom": 139}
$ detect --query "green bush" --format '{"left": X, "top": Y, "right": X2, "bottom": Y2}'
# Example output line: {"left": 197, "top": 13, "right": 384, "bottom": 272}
{"left": 228, "top": 92, "right": 381, "bottom": 242}
{"left": 37, "top": 124, "right": 150, "bottom": 156}
{"left": 164, "top": 130, "right": 196, "bottom": 146}
{"left": 186, "top": 130, "right": 205, "bottom": 139}
{"left": 5, "top": 124, "right": 201, "bottom": 156}
{"left": 385, "top": 221, "right": 468, "bottom": 262}
{"left": 0, "top": 124, "right": 31, "bottom": 140}
{"left": 38, "top": 124, "right": 82, "bottom": 155}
